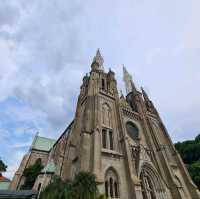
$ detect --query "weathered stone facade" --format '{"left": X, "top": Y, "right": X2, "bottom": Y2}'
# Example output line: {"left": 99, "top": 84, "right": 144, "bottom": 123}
{"left": 11, "top": 50, "right": 200, "bottom": 199}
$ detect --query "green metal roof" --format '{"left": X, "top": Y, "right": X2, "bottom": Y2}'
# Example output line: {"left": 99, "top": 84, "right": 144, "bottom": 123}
{"left": 41, "top": 160, "right": 56, "bottom": 173}
{"left": 0, "top": 182, "right": 10, "bottom": 190}
{"left": 31, "top": 136, "right": 56, "bottom": 152}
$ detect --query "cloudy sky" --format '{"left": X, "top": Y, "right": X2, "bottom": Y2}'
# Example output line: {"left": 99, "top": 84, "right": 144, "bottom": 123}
{"left": 0, "top": 0, "right": 200, "bottom": 179}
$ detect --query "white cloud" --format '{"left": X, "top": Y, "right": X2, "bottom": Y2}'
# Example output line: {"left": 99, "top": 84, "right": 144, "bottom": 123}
{"left": 0, "top": 0, "right": 200, "bottom": 179}
{"left": 4, "top": 150, "right": 25, "bottom": 179}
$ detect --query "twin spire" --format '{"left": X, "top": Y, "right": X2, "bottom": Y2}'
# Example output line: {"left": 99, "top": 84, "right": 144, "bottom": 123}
{"left": 91, "top": 49, "right": 150, "bottom": 101}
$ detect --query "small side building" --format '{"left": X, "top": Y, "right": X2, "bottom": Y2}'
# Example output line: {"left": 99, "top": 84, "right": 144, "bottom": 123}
{"left": 9, "top": 136, "right": 55, "bottom": 190}
{"left": 0, "top": 174, "right": 10, "bottom": 190}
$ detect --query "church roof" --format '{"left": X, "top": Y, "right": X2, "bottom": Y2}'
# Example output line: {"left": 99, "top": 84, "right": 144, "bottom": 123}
{"left": 31, "top": 136, "right": 56, "bottom": 152}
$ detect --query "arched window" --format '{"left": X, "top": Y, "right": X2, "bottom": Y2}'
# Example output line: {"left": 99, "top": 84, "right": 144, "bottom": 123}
{"left": 109, "top": 130, "right": 113, "bottom": 150}
{"left": 105, "top": 168, "right": 119, "bottom": 198}
{"left": 141, "top": 172, "right": 156, "bottom": 199}
{"left": 140, "top": 163, "right": 168, "bottom": 199}
{"left": 102, "top": 129, "right": 114, "bottom": 150}
{"left": 102, "top": 129, "right": 107, "bottom": 149}
{"left": 126, "top": 122, "right": 139, "bottom": 140}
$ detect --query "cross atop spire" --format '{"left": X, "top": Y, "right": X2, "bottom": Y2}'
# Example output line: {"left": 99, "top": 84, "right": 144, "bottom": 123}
{"left": 93, "top": 48, "right": 104, "bottom": 69}
{"left": 123, "top": 65, "right": 136, "bottom": 94}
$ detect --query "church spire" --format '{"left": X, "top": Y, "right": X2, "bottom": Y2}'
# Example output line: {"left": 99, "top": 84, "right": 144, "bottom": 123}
{"left": 123, "top": 65, "right": 136, "bottom": 94}
{"left": 141, "top": 87, "right": 150, "bottom": 102}
{"left": 91, "top": 49, "right": 104, "bottom": 71}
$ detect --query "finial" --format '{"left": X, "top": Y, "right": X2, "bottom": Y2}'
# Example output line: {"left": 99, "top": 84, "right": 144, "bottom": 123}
{"left": 93, "top": 48, "right": 104, "bottom": 68}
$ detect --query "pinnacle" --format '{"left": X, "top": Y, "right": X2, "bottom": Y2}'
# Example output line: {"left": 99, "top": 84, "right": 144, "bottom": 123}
{"left": 123, "top": 64, "right": 127, "bottom": 72}
{"left": 96, "top": 48, "right": 101, "bottom": 57}
{"left": 141, "top": 87, "right": 150, "bottom": 101}
{"left": 93, "top": 48, "right": 104, "bottom": 67}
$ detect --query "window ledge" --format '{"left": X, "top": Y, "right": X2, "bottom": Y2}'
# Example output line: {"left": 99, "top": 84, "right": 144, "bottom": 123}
{"left": 101, "top": 149, "right": 123, "bottom": 157}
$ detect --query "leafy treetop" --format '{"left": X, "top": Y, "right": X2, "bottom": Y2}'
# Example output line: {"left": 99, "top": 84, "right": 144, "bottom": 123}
{"left": 0, "top": 159, "right": 7, "bottom": 173}
{"left": 21, "top": 158, "right": 43, "bottom": 190}
{"left": 175, "top": 134, "right": 200, "bottom": 190}
{"left": 39, "top": 171, "right": 106, "bottom": 199}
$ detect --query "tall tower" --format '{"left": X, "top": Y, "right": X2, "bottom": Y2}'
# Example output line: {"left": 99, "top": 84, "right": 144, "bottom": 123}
{"left": 57, "top": 51, "right": 199, "bottom": 199}
{"left": 12, "top": 50, "right": 200, "bottom": 199}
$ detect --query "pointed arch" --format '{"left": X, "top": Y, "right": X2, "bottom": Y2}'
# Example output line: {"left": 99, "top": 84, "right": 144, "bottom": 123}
{"left": 105, "top": 167, "right": 120, "bottom": 198}
{"left": 140, "top": 162, "right": 169, "bottom": 199}
{"left": 126, "top": 121, "right": 139, "bottom": 140}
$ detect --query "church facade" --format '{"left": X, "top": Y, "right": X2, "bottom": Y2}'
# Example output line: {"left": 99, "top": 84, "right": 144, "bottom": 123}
{"left": 10, "top": 50, "right": 200, "bottom": 199}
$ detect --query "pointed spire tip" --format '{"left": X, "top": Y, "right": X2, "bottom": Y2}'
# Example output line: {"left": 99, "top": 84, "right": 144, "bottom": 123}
{"left": 94, "top": 48, "right": 103, "bottom": 64}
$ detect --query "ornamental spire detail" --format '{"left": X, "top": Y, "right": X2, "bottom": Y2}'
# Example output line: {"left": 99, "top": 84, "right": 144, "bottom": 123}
{"left": 92, "top": 49, "right": 104, "bottom": 70}
{"left": 123, "top": 65, "right": 136, "bottom": 94}
{"left": 141, "top": 87, "right": 150, "bottom": 102}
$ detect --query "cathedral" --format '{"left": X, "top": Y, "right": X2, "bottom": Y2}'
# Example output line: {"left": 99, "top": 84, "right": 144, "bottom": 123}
{"left": 10, "top": 50, "right": 200, "bottom": 199}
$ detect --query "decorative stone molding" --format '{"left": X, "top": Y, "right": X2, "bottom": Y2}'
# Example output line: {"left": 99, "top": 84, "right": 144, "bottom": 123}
{"left": 122, "top": 108, "right": 141, "bottom": 121}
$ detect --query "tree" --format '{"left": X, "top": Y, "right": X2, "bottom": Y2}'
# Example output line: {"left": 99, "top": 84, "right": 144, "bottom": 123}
{"left": 0, "top": 158, "right": 7, "bottom": 173}
{"left": 39, "top": 176, "right": 73, "bottom": 199}
{"left": 39, "top": 171, "right": 102, "bottom": 199}
{"left": 73, "top": 171, "right": 98, "bottom": 199}
{"left": 175, "top": 134, "right": 200, "bottom": 190}
{"left": 21, "top": 159, "right": 43, "bottom": 190}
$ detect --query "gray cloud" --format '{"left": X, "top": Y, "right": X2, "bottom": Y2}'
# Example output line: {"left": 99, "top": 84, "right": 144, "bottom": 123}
{"left": 0, "top": 2, "right": 20, "bottom": 28}
{"left": 0, "top": 0, "right": 199, "bottom": 139}
{"left": 1, "top": 0, "right": 200, "bottom": 178}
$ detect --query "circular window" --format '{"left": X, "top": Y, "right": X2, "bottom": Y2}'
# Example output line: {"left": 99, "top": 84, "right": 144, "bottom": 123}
{"left": 126, "top": 122, "right": 139, "bottom": 140}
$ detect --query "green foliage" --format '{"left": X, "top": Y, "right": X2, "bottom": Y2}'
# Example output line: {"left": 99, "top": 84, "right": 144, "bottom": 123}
{"left": 96, "top": 194, "right": 107, "bottom": 199}
{"left": 195, "top": 134, "right": 200, "bottom": 143}
{"left": 187, "top": 161, "right": 200, "bottom": 189}
{"left": 0, "top": 158, "right": 7, "bottom": 173}
{"left": 40, "top": 171, "right": 100, "bottom": 199}
{"left": 175, "top": 134, "right": 200, "bottom": 190}
{"left": 39, "top": 176, "right": 74, "bottom": 199}
{"left": 21, "top": 159, "right": 43, "bottom": 190}
{"left": 73, "top": 171, "right": 98, "bottom": 199}
{"left": 175, "top": 138, "right": 200, "bottom": 164}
